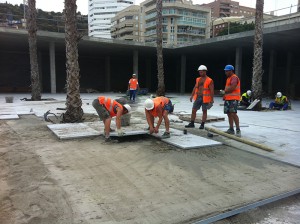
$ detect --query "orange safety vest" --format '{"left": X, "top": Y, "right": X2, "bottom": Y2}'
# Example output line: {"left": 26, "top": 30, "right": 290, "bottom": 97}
{"left": 224, "top": 74, "right": 240, "bottom": 101}
{"left": 202, "top": 77, "right": 212, "bottom": 103}
{"left": 193, "top": 77, "right": 200, "bottom": 100}
{"left": 98, "top": 96, "right": 122, "bottom": 117}
{"left": 149, "top": 97, "right": 169, "bottom": 117}
{"left": 129, "top": 78, "right": 138, "bottom": 90}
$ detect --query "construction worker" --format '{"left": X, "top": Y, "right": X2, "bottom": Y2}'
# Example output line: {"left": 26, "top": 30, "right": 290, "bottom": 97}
{"left": 185, "top": 65, "right": 214, "bottom": 129}
{"left": 220, "top": 65, "right": 241, "bottom": 137}
{"left": 269, "top": 92, "right": 289, "bottom": 110}
{"left": 92, "top": 96, "right": 131, "bottom": 141}
{"left": 128, "top": 73, "right": 140, "bottom": 102}
{"left": 239, "top": 90, "right": 252, "bottom": 107}
{"left": 144, "top": 96, "right": 174, "bottom": 139}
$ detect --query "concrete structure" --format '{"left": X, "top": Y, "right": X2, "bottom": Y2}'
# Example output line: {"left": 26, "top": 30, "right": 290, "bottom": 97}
{"left": 88, "top": 0, "right": 134, "bottom": 38}
{"left": 201, "top": 0, "right": 256, "bottom": 19}
{"left": 140, "top": 0, "right": 211, "bottom": 45}
{"left": 111, "top": 5, "right": 141, "bottom": 41}
{"left": 0, "top": 12, "right": 300, "bottom": 98}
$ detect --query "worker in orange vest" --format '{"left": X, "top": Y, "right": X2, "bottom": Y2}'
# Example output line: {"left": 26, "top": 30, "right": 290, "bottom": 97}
{"left": 185, "top": 65, "right": 214, "bottom": 129}
{"left": 144, "top": 96, "right": 174, "bottom": 139}
{"left": 220, "top": 65, "right": 241, "bottom": 137}
{"left": 128, "top": 74, "right": 140, "bottom": 102}
{"left": 92, "top": 96, "right": 131, "bottom": 141}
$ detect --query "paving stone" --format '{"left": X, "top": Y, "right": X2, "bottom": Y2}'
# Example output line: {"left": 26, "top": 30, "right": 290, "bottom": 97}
{"left": 0, "top": 114, "right": 19, "bottom": 120}
{"left": 151, "top": 128, "right": 222, "bottom": 149}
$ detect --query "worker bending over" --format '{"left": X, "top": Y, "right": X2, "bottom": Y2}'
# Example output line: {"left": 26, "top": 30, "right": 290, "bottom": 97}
{"left": 144, "top": 96, "right": 174, "bottom": 139}
{"left": 92, "top": 96, "right": 131, "bottom": 141}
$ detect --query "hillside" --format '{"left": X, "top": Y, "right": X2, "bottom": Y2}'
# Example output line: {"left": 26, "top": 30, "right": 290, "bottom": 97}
{"left": 0, "top": 2, "right": 87, "bottom": 34}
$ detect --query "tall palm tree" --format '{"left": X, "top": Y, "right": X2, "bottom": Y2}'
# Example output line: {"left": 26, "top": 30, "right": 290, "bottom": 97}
{"left": 62, "top": 0, "right": 83, "bottom": 122}
{"left": 156, "top": 0, "right": 165, "bottom": 96}
{"left": 27, "top": 0, "right": 41, "bottom": 100}
{"left": 251, "top": 0, "right": 264, "bottom": 109}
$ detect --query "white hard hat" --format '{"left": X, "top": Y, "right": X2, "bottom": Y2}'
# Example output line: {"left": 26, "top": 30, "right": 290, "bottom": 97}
{"left": 197, "top": 65, "right": 207, "bottom": 71}
{"left": 144, "top": 99, "right": 154, "bottom": 110}
{"left": 132, "top": 73, "right": 136, "bottom": 76}
{"left": 247, "top": 90, "right": 252, "bottom": 96}
{"left": 123, "top": 104, "right": 131, "bottom": 113}
{"left": 276, "top": 92, "right": 282, "bottom": 98}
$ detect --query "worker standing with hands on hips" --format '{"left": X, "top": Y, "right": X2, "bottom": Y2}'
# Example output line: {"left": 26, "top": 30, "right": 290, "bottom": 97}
{"left": 128, "top": 73, "right": 140, "bottom": 102}
{"left": 220, "top": 65, "right": 241, "bottom": 137}
{"left": 185, "top": 65, "right": 214, "bottom": 130}
{"left": 92, "top": 96, "right": 131, "bottom": 142}
{"left": 144, "top": 96, "right": 174, "bottom": 139}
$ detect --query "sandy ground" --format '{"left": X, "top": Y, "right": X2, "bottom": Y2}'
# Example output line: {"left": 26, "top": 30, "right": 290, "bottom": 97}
{"left": 1, "top": 109, "right": 300, "bottom": 224}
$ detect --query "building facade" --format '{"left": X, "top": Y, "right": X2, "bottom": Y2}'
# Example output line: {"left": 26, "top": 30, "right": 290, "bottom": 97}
{"left": 201, "top": 0, "right": 256, "bottom": 19}
{"left": 111, "top": 5, "right": 141, "bottom": 41}
{"left": 88, "top": 0, "right": 134, "bottom": 38}
{"left": 140, "top": 0, "right": 211, "bottom": 46}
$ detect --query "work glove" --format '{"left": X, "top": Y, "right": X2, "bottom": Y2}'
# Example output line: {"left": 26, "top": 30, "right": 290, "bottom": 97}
{"left": 117, "top": 128, "right": 125, "bottom": 136}
{"left": 219, "top": 89, "right": 225, "bottom": 95}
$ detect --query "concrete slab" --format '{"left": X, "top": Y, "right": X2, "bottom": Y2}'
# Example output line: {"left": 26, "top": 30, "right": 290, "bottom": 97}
{"left": 110, "top": 130, "right": 148, "bottom": 137}
{"left": 0, "top": 114, "right": 19, "bottom": 119}
{"left": 151, "top": 128, "right": 222, "bottom": 149}
{"left": 47, "top": 123, "right": 100, "bottom": 140}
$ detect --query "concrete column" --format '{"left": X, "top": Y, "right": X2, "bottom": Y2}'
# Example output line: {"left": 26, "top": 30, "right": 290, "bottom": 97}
{"left": 235, "top": 47, "right": 242, "bottom": 79}
{"left": 146, "top": 59, "right": 151, "bottom": 91}
{"left": 286, "top": 52, "right": 292, "bottom": 95}
{"left": 38, "top": 51, "right": 43, "bottom": 92}
{"left": 180, "top": 54, "right": 186, "bottom": 94}
{"left": 133, "top": 50, "right": 138, "bottom": 76}
{"left": 268, "top": 50, "right": 276, "bottom": 94}
{"left": 105, "top": 56, "right": 111, "bottom": 92}
{"left": 49, "top": 42, "right": 56, "bottom": 93}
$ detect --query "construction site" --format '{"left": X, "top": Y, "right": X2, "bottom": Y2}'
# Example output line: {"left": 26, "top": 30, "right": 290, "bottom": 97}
{"left": 0, "top": 93, "right": 299, "bottom": 224}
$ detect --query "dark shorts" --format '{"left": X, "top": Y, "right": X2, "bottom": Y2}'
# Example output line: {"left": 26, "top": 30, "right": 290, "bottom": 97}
{"left": 224, "top": 100, "right": 238, "bottom": 114}
{"left": 193, "top": 96, "right": 209, "bottom": 111}
{"left": 164, "top": 100, "right": 174, "bottom": 113}
{"left": 92, "top": 99, "right": 110, "bottom": 120}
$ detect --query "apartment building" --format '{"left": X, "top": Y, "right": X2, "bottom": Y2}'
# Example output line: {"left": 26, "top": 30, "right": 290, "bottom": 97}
{"left": 88, "top": 0, "right": 134, "bottom": 38}
{"left": 139, "top": 0, "right": 211, "bottom": 45}
{"left": 201, "top": 0, "right": 256, "bottom": 19}
{"left": 111, "top": 5, "right": 141, "bottom": 41}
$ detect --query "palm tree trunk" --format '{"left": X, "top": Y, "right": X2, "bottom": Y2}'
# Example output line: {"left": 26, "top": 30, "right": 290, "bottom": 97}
{"left": 62, "top": 0, "right": 83, "bottom": 122}
{"left": 251, "top": 0, "right": 264, "bottom": 109}
{"left": 27, "top": 0, "right": 41, "bottom": 100}
{"left": 156, "top": 0, "right": 165, "bottom": 96}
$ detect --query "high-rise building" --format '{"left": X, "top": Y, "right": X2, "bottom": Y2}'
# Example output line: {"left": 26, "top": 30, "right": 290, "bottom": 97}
{"left": 200, "top": 0, "right": 256, "bottom": 19}
{"left": 88, "top": 0, "right": 134, "bottom": 38}
{"left": 111, "top": 5, "right": 141, "bottom": 41}
{"left": 140, "top": 0, "right": 211, "bottom": 46}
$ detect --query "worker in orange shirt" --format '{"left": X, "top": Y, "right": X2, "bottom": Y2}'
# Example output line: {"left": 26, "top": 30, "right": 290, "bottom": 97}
{"left": 220, "top": 65, "right": 241, "bottom": 137}
{"left": 185, "top": 65, "right": 214, "bottom": 130}
{"left": 92, "top": 96, "right": 131, "bottom": 142}
{"left": 128, "top": 73, "right": 140, "bottom": 102}
{"left": 144, "top": 96, "right": 174, "bottom": 139}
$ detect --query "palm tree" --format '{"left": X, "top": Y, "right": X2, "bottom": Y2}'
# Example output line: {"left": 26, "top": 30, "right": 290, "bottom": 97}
{"left": 156, "top": 0, "right": 165, "bottom": 96}
{"left": 251, "top": 0, "right": 264, "bottom": 110}
{"left": 62, "top": 0, "right": 83, "bottom": 122}
{"left": 27, "top": 0, "right": 41, "bottom": 100}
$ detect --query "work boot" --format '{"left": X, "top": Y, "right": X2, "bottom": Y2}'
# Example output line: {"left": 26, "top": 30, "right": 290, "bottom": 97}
{"left": 105, "top": 137, "right": 111, "bottom": 142}
{"left": 161, "top": 131, "right": 170, "bottom": 139}
{"left": 236, "top": 129, "right": 241, "bottom": 137}
{"left": 225, "top": 128, "right": 235, "bottom": 135}
{"left": 199, "top": 122, "right": 205, "bottom": 129}
{"left": 185, "top": 122, "right": 195, "bottom": 128}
